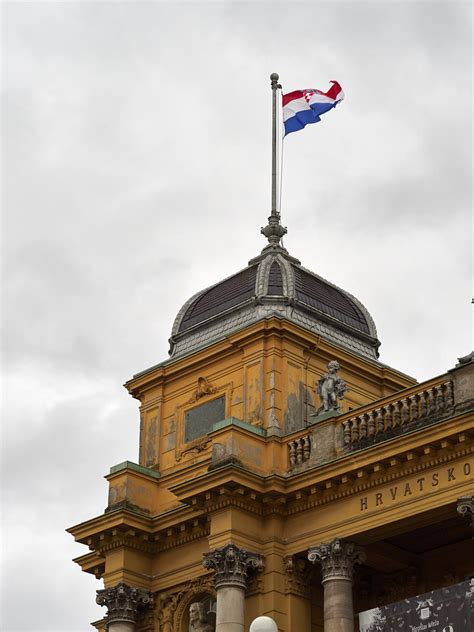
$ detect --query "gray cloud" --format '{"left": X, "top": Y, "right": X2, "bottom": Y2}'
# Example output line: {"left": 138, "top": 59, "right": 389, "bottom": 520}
{"left": 2, "top": 2, "right": 471, "bottom": 630}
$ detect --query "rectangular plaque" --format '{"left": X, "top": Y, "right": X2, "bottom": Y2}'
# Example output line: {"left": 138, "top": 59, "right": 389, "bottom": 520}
{"left": 185, "top": 396, "right": 225, "bottom": 443}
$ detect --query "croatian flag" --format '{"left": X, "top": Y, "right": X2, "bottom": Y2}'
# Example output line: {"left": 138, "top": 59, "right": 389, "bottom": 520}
{"left": 282, "top": 81, "right": 344, "bottom": 137}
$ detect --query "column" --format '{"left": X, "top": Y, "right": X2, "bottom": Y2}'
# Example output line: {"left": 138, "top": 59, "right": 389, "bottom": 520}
{"left": 203, "top": 543, "right": 264, "bottom": 632}
{"left": 96, "top": 582, "right": 153, "bottom": 632}
{"left": 308, "top": 538, "right": 365, "bottom": 632}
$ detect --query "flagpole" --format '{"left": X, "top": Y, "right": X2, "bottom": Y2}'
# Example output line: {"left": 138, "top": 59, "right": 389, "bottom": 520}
{"left": 270, "top": 72, "right": 280, "bottom": 216}
{"left": 262, "top": 73, "right": 287, "bottom": 249}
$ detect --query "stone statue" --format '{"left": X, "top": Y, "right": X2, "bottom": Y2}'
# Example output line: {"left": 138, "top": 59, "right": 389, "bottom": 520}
{"left": 189, "top": 602, "right": 214, "bottom": 632}
{"left": 316, "top": 360, "right": 347, "bottom": 414}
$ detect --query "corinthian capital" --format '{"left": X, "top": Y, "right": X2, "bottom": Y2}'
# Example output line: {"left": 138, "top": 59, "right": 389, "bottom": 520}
{"left": 96, "top": 582, "right": 153, "bottom": 625}
{"left": 308, "top": 538, "right": 365, "bottom": 583}
{"left": 203, "top": 543, "right": 264, "bottom": 589}
{"left": 457, "top": 495, "right": 474, "bottom": 529}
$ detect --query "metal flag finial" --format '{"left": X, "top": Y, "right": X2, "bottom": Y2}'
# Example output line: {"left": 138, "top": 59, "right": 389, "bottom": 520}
{"left": 270, "top": 72, "right": 280, "bottom": 87}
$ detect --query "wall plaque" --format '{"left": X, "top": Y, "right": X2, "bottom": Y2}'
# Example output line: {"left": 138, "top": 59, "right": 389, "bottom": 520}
{"left": 185, "top": 396, "right": 225, "bottom": 443}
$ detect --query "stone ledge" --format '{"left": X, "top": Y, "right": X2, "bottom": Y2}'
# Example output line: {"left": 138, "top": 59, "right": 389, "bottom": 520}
{"left": 211, "top": 417, "right": 267, "bottom": 437}
{"left": 309, "top": 410, "right": 342, "bottom": 425}
{"left": 109, "top": 461, "right": 161, "bottom": 479}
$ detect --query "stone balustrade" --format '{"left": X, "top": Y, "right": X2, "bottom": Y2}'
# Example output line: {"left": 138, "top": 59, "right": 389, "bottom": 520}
{"left": 342, "top": 380, "right": 454, "bottom": 451}
{"left": 288, "top": 434, "right": 312, "bottom": 467}
{"left": 285, "top": 378, "right": 457, "bottom": 469}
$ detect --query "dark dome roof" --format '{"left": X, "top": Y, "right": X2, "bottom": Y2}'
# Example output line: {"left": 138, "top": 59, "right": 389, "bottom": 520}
{"left": 179, "top": 266, "right": 258, "bottom": 332}
{"left": 293, "top": 267, "right": 370, "bottom": 335}
{"left": 170, "top": 245, "right": 380, "bottom": 361}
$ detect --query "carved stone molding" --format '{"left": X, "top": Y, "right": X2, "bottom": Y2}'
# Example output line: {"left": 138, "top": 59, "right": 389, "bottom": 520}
{"left": 457, "top": 495, "right": 474, "bottom": 529}
{"left": 308, "top": 539, "right": 366, "bottom": 583}
{"left": 203, "top": 543, "right": 264, "bottom": 589}
{"left": 176, "top": 438, "right": 211, "bottom": 461}
{"left": 284, "top": 555, "right": 311, "bottom": 597}
{"left": 246, "top": 570, "right": 264, "bottom": 596}
{"left": 96, "top": 582, "right": 153, "bottom": 625}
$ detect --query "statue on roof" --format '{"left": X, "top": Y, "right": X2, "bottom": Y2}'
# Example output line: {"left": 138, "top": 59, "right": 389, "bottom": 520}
{"left": 316, "top": 360, "right": 348, "bottom": 414}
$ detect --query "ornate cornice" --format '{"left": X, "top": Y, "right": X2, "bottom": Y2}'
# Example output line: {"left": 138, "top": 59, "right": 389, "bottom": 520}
{"left": 96, "top": 582, "right": 152, "bottom": 625}
{"left": 457, "top": 495, "right": 474, "bottom": 529}
{"left": 156, "top": 523, "right": 210, "bottom": 552}
{"left": 308, "top": 539, "right": 365, "bottom": 583}
{"left": 203, "top": 543, "right": 264, "bottom": 589}
{"left": 287, "top": 441, "right": 472, "bottom": 516}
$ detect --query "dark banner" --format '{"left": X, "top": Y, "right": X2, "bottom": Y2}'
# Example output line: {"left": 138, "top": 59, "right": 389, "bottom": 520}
{"left": 359, "top": 579, "right": 473, "bottom": 632}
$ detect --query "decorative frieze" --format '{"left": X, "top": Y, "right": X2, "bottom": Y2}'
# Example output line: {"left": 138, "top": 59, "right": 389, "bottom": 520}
{"left": 96, "top": 582, "right": 152, "bottom": 625}
{"left": 308, "top": 539, "right": 365, "bottom": 583}
{"left": 203, "top": 543, "right": 264, "bottom": 588}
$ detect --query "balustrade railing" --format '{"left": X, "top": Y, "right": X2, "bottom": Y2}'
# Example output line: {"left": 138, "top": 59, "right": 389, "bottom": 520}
{"left": 286, "top": 378, "right": 455, "bottom": 468}
{"left": 288, "top": 434, "right": 312, "bottom": 467}
{"left": 342, "top": 380, "right": 454, "bottom": 451}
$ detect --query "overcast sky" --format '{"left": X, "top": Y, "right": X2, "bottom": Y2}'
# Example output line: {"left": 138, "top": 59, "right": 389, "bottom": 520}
{"left": 1, "top": 2, "right": 472, "bottom": 630}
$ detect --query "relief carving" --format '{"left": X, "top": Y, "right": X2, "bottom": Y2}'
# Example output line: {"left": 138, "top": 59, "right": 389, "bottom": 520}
{"left": 189, "top": 602, "right": 214, "bottom": 632}
{"left": 284, "top": 555, "right": 312, "bottom": 597}
{"left": 165, "top": 575, "right": 216, "bottom": 632}
{"left": 157, "top": 591, "right": 183, "bottom": 632}
{"left": 176, "top": 438, "right": 212, "bottom": 461}
{"left": 188, "top": 377, "right": 218, "bottom": 403}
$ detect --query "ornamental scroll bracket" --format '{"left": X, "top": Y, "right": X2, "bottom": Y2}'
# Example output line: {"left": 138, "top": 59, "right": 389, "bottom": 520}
{"left": 457, "top": 495, "right": 474, "bottom": 531}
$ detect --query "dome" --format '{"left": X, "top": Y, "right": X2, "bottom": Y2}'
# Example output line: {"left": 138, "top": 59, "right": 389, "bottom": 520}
{"left": 169, "top": 228, "right": 380, "bottom": 361}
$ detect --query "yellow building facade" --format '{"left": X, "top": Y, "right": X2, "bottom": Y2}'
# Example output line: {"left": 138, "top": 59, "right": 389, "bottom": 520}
{"left": 69, "top": 222, "right": 474, "bottom": 632}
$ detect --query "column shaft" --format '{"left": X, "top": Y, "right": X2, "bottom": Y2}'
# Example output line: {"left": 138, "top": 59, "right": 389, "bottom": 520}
{"left": 107, "top": 623, "right": 135, "bottom": 632}
{"left": 203, "top": 543, "right": 264, "bottom": 632}
{"left": 323, "top": 578, "right": 354, "bottom": 632}
{"left": 215, "top": 585, "right": 245, "bottom": 632}
{"left": 308, "top": 539, "right": 365, "bottom": 632}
